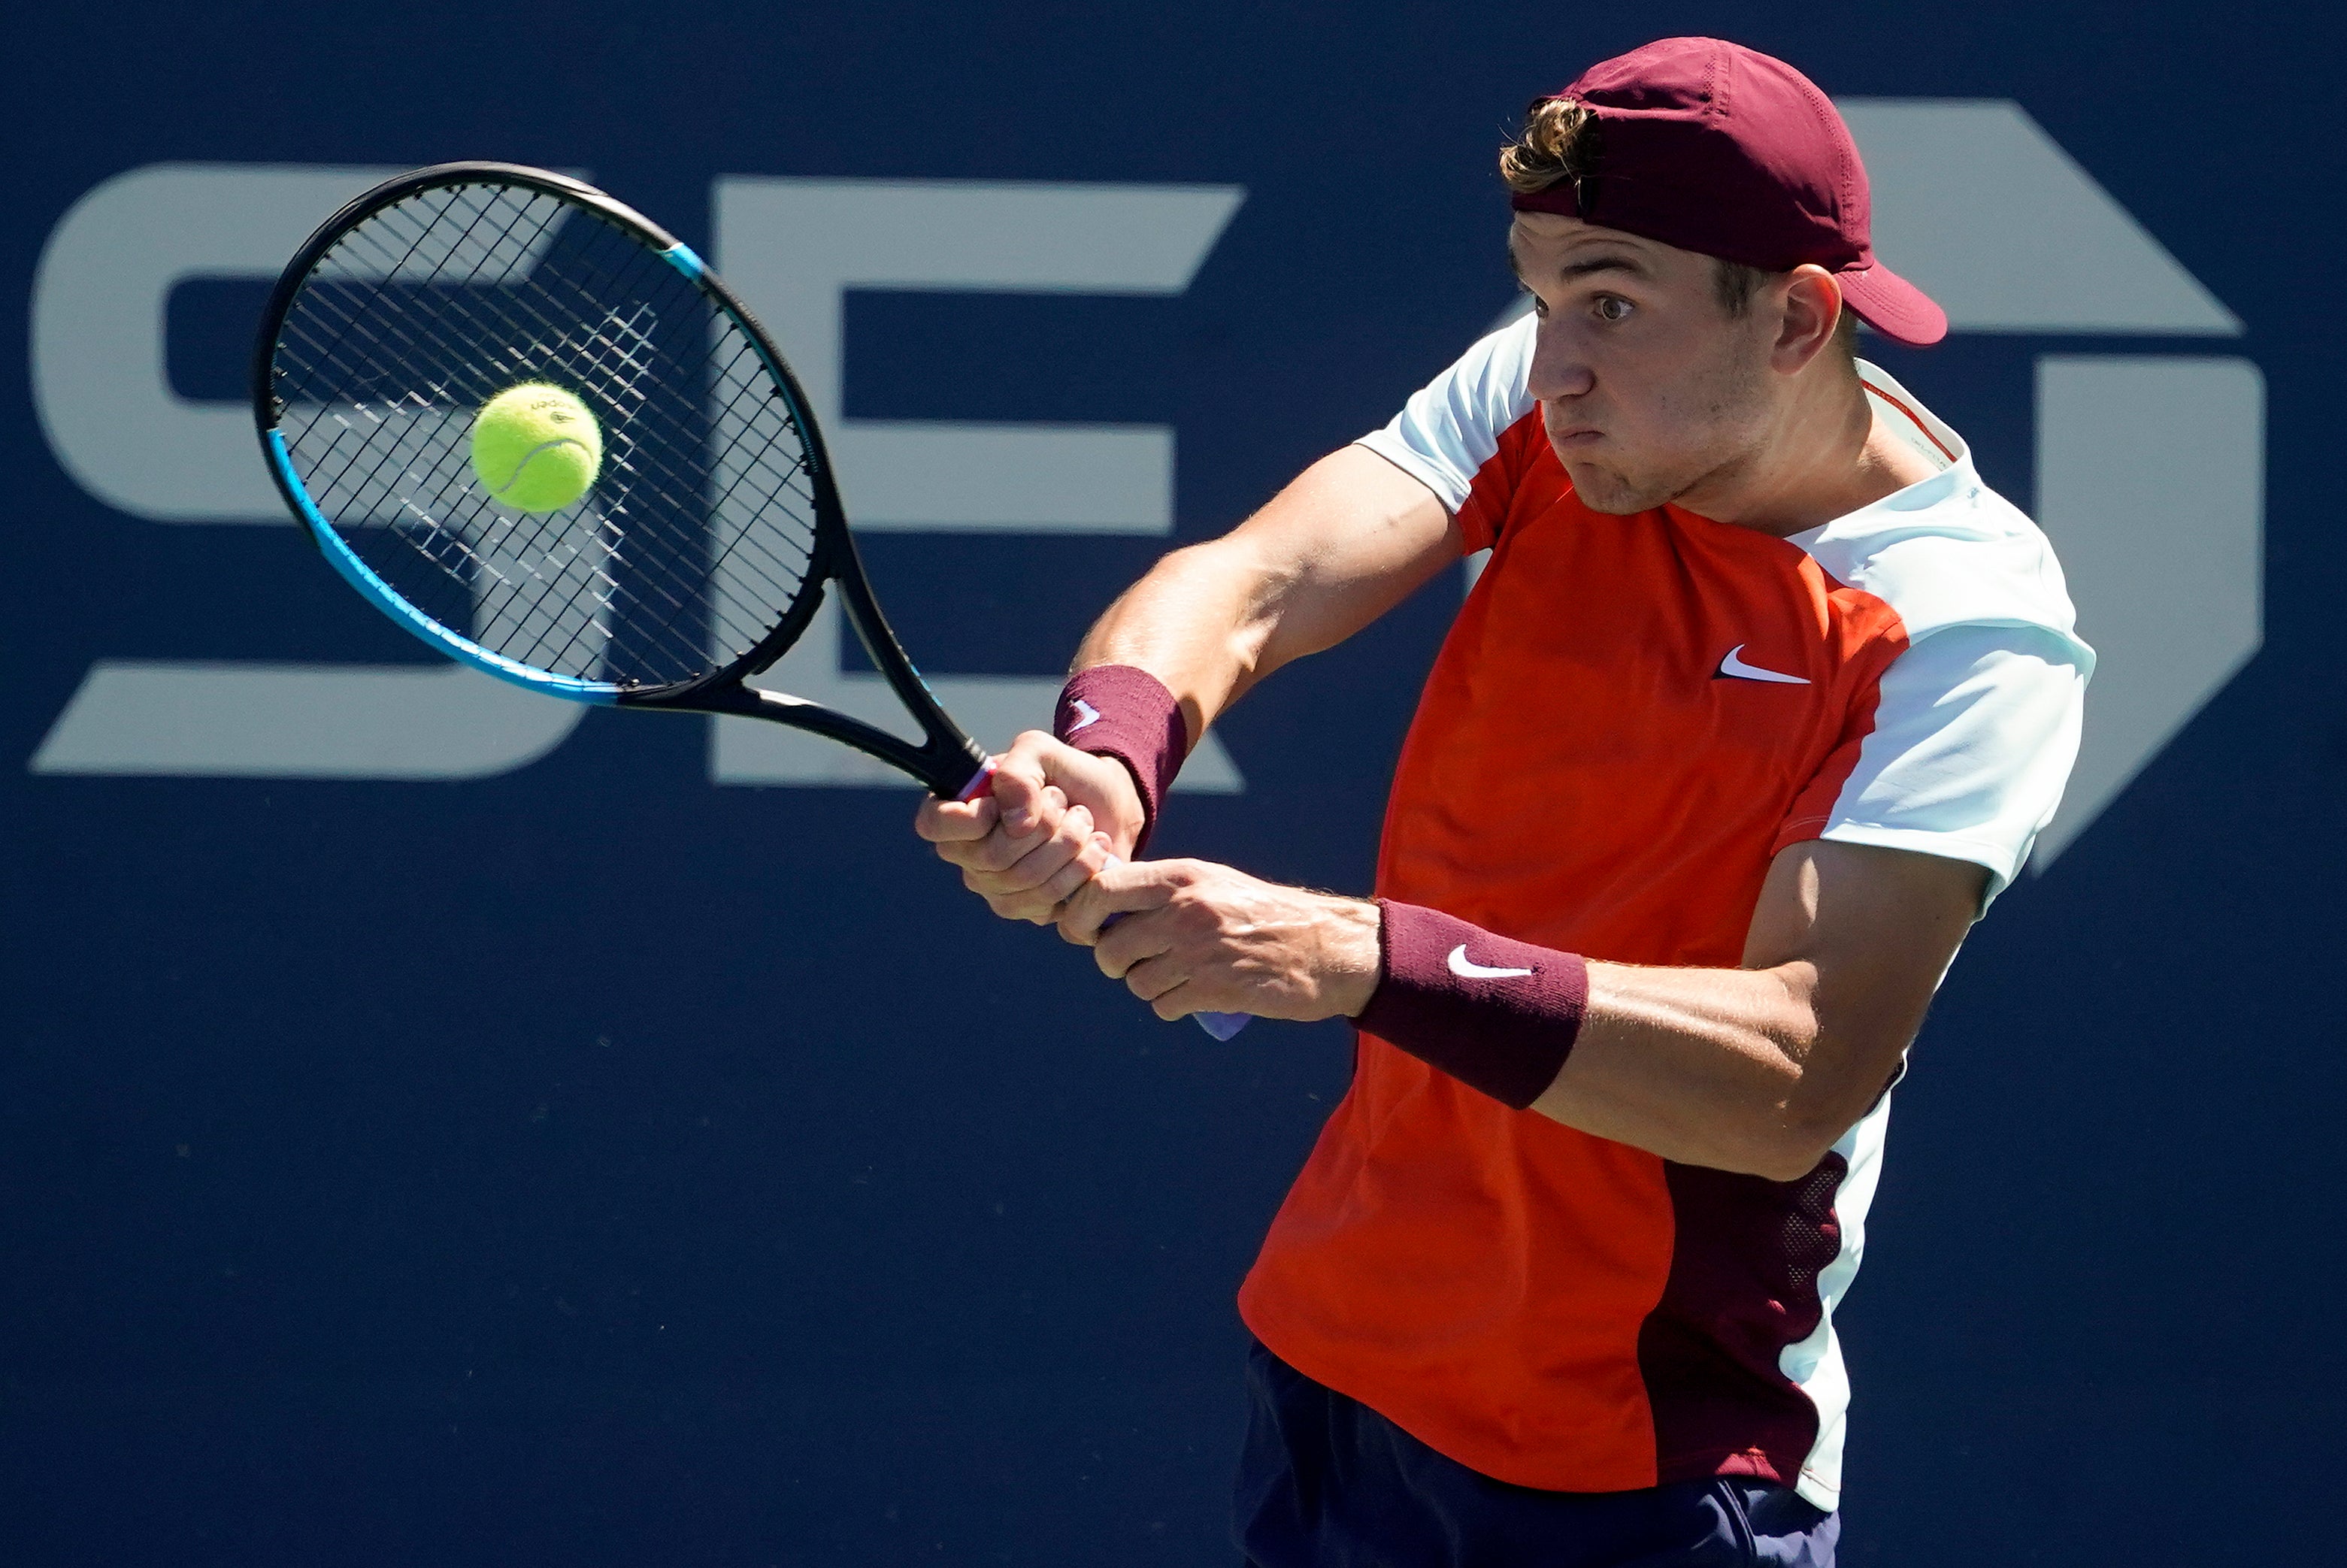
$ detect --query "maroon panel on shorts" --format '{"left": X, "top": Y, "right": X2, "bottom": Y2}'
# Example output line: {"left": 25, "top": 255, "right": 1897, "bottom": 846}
{"left": 1637, "top": 1154, "right": 1849, "bottom": 1484}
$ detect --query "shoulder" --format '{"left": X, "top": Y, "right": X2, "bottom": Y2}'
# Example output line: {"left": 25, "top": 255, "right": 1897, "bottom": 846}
{"left": 1354, "top": 314, "right": 1541, "bottom": 514}
{"left": 1790, "top": 365, "right": 2094, "bottom": 678}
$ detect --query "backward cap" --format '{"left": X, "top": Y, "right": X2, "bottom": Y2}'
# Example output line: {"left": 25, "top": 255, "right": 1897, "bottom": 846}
{"left": 1515, "top": 37, "right": 1946, "bottom": 347}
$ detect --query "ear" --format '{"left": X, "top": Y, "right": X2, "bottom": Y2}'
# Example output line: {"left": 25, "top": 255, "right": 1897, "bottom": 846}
{"left": 1771, "top": 265, "right": 1845, "bottom": 375}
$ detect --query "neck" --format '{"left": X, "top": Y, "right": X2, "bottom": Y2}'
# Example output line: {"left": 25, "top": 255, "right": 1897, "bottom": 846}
{"left": 1679, "top": 365, "right": 1937, "bottom": 537}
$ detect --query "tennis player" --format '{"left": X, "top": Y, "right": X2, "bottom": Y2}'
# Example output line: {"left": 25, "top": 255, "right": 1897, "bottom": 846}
{"left": 917, "top": 37, "right": 2088, "bottom": 1567}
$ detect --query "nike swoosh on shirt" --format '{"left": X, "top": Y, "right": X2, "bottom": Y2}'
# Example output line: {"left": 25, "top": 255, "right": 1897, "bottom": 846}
{"left": 1716, "top": 644, "right": 1810, "bottom": 685}
{"left": 1067, "top": 698, "right": 1101, "bottom": 731}
{"left": 1447, "top": 943, "right": 1534, "bottom": 980}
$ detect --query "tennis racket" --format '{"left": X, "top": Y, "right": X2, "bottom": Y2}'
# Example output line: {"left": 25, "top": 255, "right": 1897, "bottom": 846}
{"left": 250, "top": 162, "right": 1249, "bottom": 1040}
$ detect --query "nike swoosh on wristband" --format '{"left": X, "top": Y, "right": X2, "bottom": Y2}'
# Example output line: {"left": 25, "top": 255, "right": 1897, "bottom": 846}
{"left": 1716, "top": 644, "right": 1810, "bottom": 685}
{"left": 1447, "top": 943, "right": 1534, "bottom": 980}
{"left": 1067, "top": 698, "right": 1101, "bottom": 731}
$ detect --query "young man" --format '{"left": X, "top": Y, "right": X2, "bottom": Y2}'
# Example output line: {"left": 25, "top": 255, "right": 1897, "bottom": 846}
{"left": 916, "top": 37, "right": 2088, "bottom": 1567}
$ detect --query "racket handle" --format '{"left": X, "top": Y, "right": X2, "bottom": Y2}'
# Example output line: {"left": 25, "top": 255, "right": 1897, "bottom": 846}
{"left": 953, "top": 758, "right": 998, "bottom": 802}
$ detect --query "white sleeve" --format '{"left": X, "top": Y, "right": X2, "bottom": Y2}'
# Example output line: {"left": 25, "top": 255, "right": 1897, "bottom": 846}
{"left": 1813, "top": 622, "right": 2088, "bottom": 904}
{"left": 1352, "top": 314, "right": 1538, "bottom": 510}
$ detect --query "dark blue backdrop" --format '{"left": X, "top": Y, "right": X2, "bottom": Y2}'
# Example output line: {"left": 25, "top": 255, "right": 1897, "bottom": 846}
{"left": 6, "top": 4, "right": 2340, "bottom": 1563}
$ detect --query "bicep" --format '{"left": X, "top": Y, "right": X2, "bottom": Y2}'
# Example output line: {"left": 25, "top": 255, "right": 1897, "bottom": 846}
{"left": 1225, "top": 317, "right": 1535, "bottom": 671}
{"left": 1743, "top": 840, "right": 1985, "bottom": 1134}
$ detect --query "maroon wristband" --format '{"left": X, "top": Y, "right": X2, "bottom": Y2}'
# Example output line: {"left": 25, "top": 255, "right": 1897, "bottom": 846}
{"left": 1053, "top": 664, "right": 1188, "bottom": 853}
{"left": 1355, "top": 900, "right": 1589, "bottom": 1109}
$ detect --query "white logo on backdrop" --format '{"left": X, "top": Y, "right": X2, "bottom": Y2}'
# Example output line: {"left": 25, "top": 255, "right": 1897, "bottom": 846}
{"left": 1847, "top": 101, "right": 2258, "bottom": 865}
{"left": 28, "top": 164, "right": 588, "bottom": 779}
{"left": 24, "top": 166, "right": 1247, "bottom": 792}
{"left": 26, "top": 103, "right": 2261, "bottom": 867}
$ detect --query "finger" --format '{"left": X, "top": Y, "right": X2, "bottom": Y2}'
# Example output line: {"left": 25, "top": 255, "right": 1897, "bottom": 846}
{"left": 1150, "top": 979, "right": 1208, "bottom": 1022}
{"left": 988, "top": 806, "right": 1098, "bottom": 898}
{"left": 1092, "top": 906, "right": 1173, "bottom": 981}
{"left": 1058, "top": 860, "right": 1177, "bottom": 947}
{"left": 961, "top": 812, "right": 1084, "bottom": 901}
{"left": 1033, "top": 839, "right": 1115, "bottom": 926}
{"left": 914, "top": 793, "right": 998, "bottom": 844}
{"left": 989, "top": 753, "right": 1056, "bottom": 836}
{"left": 1119, "top": 951, "right": 1191, "bottom": 1006}
{"left": 983, "top": 886, "right": 1057, "bottom": 925}
{"left": 952, "top": 789, "right": 1069, "bottom": 876}
{"left": 968, "top": 811, "right": 1110, "bottom": 925}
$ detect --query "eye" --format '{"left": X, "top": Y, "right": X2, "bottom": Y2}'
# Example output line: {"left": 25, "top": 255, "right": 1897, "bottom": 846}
{"left": 1592, "top": 295, "right": 1634, "bottom": 323}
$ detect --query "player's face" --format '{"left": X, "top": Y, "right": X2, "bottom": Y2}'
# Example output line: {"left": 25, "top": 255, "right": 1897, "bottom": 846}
{"left": 1510, "top": 215, "right": 1781, "bottom": 516}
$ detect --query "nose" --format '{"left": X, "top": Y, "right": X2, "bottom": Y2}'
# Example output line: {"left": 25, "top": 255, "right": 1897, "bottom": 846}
{"left": 1525, "top": 316, "right": 1594, "bottom": 403}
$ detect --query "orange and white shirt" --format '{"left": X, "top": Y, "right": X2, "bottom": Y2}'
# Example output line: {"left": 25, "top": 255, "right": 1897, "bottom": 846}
{"left": 1236, "top": 315, "right": 2091, "bottom": 1510}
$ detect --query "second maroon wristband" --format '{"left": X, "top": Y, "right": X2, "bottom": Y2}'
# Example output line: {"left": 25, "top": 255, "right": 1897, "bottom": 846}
{"left": 1053, "top": 664, "right": 1189, "bottom": 853}
{"left": 1355, "top": 900, "right": 1590, "bottom": 1109}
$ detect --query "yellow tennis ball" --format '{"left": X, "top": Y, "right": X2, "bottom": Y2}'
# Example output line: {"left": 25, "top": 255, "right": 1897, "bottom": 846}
{"left": 469, "top": 383, "right": 603, "bottom": 513}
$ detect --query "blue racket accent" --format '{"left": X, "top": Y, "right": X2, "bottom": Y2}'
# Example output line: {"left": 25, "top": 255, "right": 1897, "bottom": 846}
{"left": 659, "top": 241, "right": 706, "bottom": 281}
{"left": 267, "top": 431, "right": 621, "bottom": 705}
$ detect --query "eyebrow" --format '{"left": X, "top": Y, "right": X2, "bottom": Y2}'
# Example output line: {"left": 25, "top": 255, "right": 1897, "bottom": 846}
{"left": 1506, "top": 244, "right": 1652, "bottom": 284}
{"left": 1561, "top": 253, "right": 1649, "bottom": 280}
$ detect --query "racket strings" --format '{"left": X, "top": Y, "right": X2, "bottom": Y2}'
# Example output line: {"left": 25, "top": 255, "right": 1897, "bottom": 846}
{"left": 465, "top": 195, "right": 828, "bottom": 666}
{"left": 270, "top": 179, "right": 825, "bottom": 689}
{"left": 315, "top": 195, "right": 698, "bottom": 674}
{"left": 280, "top": 190, "right": 653, "bottom": 675}
{"left": 292, "top": 186, "right": 819, "bottom": 677}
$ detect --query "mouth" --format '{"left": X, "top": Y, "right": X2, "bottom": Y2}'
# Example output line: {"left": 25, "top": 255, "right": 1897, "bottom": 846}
{"left": 1545, "top": 423, "right": 1604, "bottom": 448}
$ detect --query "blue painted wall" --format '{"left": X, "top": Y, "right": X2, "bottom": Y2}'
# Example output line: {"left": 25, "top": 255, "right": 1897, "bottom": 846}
{"left": 5, "top": 4, "right": 2339, "bottom": 1563}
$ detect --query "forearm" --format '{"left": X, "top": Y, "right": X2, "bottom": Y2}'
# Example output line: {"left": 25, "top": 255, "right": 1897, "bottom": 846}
{"left": 1534, "top": 961, "right": 1833, "bottom": 1179}
{"left": 1360, "top": 903, "right": 1834, "bottom": 1178}
{"left": 1359, "top": 847, "right": 1979, "bottom": 1177}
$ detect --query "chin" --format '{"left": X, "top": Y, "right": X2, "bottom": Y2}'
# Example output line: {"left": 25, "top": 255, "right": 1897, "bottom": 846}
{"left": 1558, "top": 459, "right": 1673, "bottom": 516}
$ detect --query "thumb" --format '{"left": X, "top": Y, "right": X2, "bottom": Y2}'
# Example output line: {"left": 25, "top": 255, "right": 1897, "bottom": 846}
{"left": 989, "top": 753, "right": 1055, "bottom": 834}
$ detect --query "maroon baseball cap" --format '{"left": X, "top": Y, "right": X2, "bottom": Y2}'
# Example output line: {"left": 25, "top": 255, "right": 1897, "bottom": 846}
{"left": 1511, "top": 37, "right": 1946, "bottom": 347}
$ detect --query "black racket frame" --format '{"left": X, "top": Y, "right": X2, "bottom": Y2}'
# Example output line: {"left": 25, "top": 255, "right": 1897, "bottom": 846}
{"left": 251, "top": 161, "right": 992, "bottom": 799}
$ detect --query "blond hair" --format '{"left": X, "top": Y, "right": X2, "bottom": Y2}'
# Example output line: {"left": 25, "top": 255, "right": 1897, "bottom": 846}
{"left": 1499, "top": 97, "right": 1601, "bottom": 196}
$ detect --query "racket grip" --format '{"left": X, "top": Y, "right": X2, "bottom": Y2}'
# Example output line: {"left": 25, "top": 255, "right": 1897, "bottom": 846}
{"left": 953, "top": 758, "right": 998, "bottom": 802}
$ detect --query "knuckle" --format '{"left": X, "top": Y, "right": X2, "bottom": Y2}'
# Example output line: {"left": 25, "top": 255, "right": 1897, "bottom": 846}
{"left": 990, "top": 856, "right": 1043, "bottom": 894}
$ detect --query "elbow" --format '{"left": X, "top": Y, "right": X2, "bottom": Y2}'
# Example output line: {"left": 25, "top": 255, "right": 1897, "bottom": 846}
{"left": 1692, "top": 1094, "right": 1842, "bottom": 1183}
{"left": 1741, "top": 1049, "right": 1894, "bottom": 1184}
{"left": 1741, "top": 1121, "right": 1846, "bottom": 1184}
{"left": 1733, "top": 1006, "right": 1861, "bottom": 1182}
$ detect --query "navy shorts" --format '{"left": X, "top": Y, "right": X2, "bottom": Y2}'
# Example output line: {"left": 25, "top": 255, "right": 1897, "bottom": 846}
{"left": 1234, "top": 1340, "right": 1839, "bottom": 1568}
